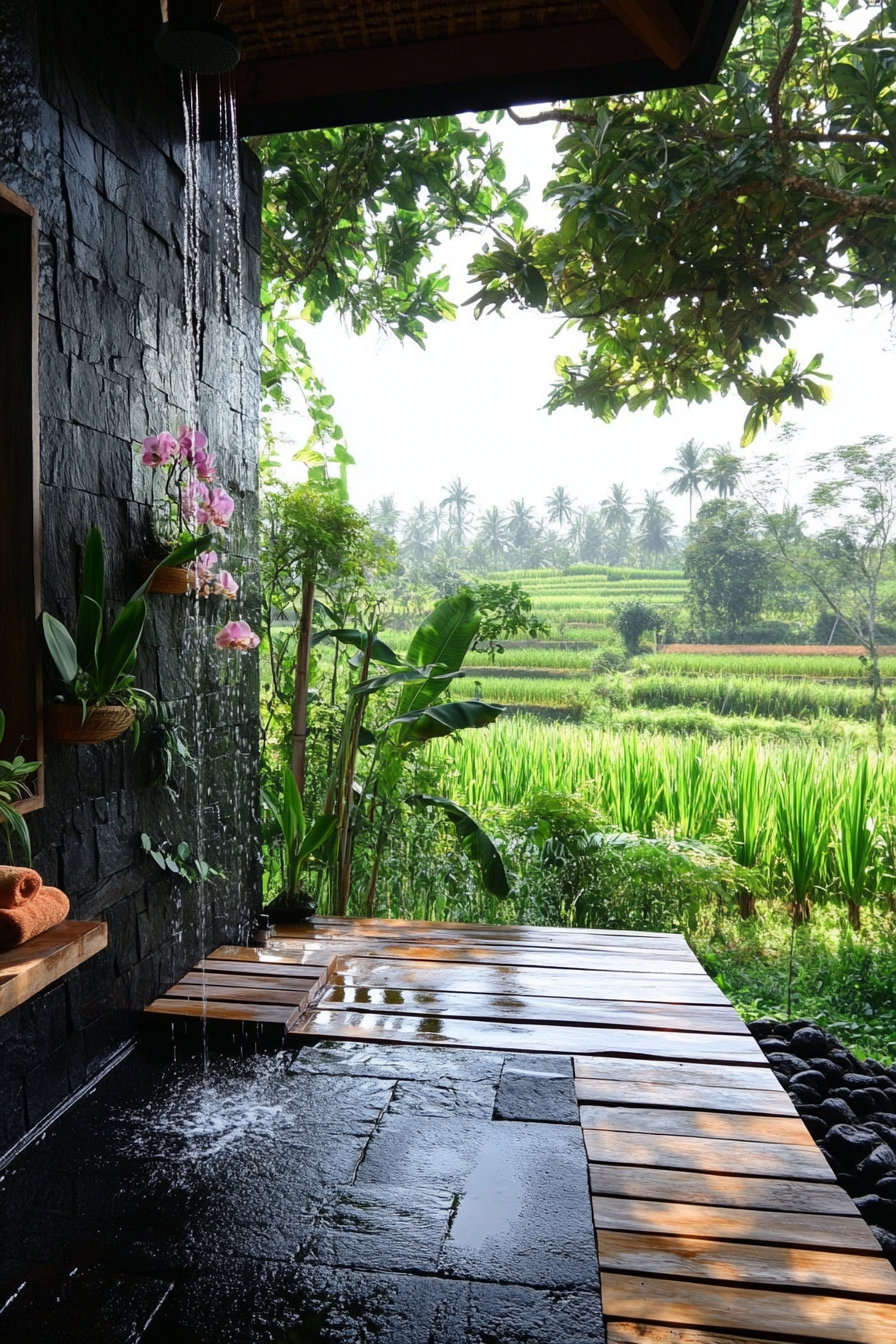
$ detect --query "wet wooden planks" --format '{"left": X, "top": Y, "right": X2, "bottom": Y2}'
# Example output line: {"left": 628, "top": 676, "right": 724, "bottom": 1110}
{"left": 580, "top": 1055, "right": 896, "bottom": 1342}
{"left": 143, "top": 944, "right": 336, "bottom": 1033}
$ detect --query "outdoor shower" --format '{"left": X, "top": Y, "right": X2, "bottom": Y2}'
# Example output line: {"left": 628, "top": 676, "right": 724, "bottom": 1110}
{"left": 154, "top": 0, "right": 241, "bottom": 74}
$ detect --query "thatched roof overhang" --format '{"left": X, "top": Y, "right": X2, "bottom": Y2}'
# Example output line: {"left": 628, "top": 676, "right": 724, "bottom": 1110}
{"left": 218, "top": 0, "right": 747, "bottom": 135}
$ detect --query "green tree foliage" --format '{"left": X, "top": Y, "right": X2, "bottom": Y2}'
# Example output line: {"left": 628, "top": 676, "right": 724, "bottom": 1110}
{"left": 612, "top": 600, "right": 664, "bottom": 655}
{"left": 684, "top": 499, "right": 771, "bottom": 632}
{"left": 255, "top": 119, "right": 524, "bottom": 449}
{"left": 468, "top": 0, "right": 895, "bottom": 439}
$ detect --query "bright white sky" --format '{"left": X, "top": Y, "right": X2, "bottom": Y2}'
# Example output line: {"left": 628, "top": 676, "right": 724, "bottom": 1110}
{"left": 274, "top": 110, "right": 896, "bottom": 530}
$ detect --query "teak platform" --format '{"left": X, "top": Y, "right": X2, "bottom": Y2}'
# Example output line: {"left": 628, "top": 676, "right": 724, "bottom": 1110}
{"left": 146, "top": 916, "right": 896, "bottom": 1342}
{"left": 0, "top": 920, "right": 107, "bottom": 1018}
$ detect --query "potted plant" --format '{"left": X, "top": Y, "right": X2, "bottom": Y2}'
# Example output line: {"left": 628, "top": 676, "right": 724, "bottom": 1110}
{"left": 0, "top": 710, "right": 39, "bottom": 863}
{"left": 136, "top": 425, "right": 240, "bottom": 600}
{"left": 42, "top": 526, "right": 211, "bottom": 745}
{"left": 261, "top": 765, "right": 336, "bottom": 921}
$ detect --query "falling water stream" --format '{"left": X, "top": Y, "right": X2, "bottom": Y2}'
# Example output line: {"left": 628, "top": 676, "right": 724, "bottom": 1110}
{"left": 174, "top": 69, "right": 248, "bottom": 1092}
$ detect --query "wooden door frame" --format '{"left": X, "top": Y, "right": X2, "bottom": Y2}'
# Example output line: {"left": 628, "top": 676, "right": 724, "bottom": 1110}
{"left": 0, "top": 180, "right": 43, "bottom": 813}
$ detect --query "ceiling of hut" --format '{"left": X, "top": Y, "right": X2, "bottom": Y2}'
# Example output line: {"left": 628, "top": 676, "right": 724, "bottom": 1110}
{"left": 219, "top": 0, "right": 747, "bottom": 134}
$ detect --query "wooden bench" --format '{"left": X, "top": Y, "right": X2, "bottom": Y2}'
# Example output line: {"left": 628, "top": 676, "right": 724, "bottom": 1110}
{"left": 0, "top": 920, "right": 108, "bottom": 1017}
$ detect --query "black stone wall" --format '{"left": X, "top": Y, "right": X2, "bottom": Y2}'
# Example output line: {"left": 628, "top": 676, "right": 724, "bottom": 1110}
{"left": 0, "top": 0, "right": 261, "bottom": 1151}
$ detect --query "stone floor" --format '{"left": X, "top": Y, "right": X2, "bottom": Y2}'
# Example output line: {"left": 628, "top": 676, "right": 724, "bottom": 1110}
{"left": 0, "top": 1041, "right": 604, "bottom": 1343}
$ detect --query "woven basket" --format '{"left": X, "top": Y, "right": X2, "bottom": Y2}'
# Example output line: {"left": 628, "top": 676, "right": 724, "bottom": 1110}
{"left": 45, "top": 704, "right": 136, "bottom": 744}
{"left": 137, "top": 559, "right": 197, "bottom": 596}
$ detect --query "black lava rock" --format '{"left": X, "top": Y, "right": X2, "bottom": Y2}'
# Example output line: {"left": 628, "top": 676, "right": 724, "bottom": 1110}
{"left": 790, "top": 1069, "right": 828, "bottom": 1094}
{"left": 766, "top": 1052, "right": 807, "bottom": 1077}
{"left": 748, "top": 1017, "right": 786, "bottom": 1040}
{"left": 857, "top": 1144, "right": 896, "bottom": 1184}
{"left": 758, "top": 1037, "right": 792, "bottom": 1052}
{"left": 789, "top": 1019, "right": 820, "bottom": 1033}
{"left": 830, "top": 1048, "right": 865, "bottom": 1073}
{"left": 789, "top": 1083, "right": 823, "bottom": 1105}
{"left": 825, "top": 1124, "right": 879, "bottom": 1164}
{"left": 855, "top": 1194, "right": 896, "bottom": 1233}
{"left": 790, "top": 1026, "right": 829, "bottom": 1058}
{"left": 850, "top": 1088, "right": 891, "bottom": 1117}
{"left": 872, "top": 1225, "right": 896, "bottom": 1258}
{"left": 817, "top": 1097, "right": 857, "bottom": 1127}
{"left": 808, "top": 1057, "right": 845, "bottom": 1086}
{"left": 829, "top": 1087, "right": 854, "bottom": 1101}
{"left": 800, "top": 1115, "right": 829, "bottom": 1141}
{"left": 844, "top": 1072, "right": 881, "bottom": 1089}
{"left": 876, "top": 1176, "right": 896, "bottom": 1199}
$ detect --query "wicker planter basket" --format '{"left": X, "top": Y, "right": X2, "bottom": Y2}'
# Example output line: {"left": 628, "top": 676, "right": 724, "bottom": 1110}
{"left": 45, "top": 704, "right": 135, "bottom": 744}
{"left": 137, "top": 559, "right": 197, "bottom": 596}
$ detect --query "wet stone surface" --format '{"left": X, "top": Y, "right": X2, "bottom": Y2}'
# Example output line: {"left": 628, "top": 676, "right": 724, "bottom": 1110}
{"left": 0, "top": 1042, "right": 604, "bottom": 1343}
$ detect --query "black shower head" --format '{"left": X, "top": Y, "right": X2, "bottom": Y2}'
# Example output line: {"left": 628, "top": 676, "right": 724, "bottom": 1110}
{"left": 154, "top": 18, "right": 241, "bottom": 74}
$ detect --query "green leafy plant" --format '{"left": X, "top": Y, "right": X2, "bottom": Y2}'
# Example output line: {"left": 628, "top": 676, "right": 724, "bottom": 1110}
{"left": 41, "top": 527, "right": 212, "bottom": 738}
{"left": 140, "top": 833, "right": 221, "bottom": 884}
{"left": 261, "top": 765, "right": 337, "bottom": 905}
{"left": 0, "top": 710, "right": 39, "bottom": 864}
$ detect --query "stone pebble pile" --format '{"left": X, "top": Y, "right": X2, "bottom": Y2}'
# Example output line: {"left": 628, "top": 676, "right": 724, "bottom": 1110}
{"left": 749, "top": 1017, "right": 896, "bottom": 1265}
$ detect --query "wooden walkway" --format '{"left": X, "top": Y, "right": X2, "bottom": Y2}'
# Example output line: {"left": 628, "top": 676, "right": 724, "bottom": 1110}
{"left": 146, "top": 916, "right": 896, "bottom": 1342}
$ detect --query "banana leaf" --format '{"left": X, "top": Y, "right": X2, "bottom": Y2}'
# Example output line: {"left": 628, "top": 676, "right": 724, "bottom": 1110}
{"left": 406, "top": 793, "right": 509, "bottom": 897}
{"left": 388, "top": 699, "right": 504, "bottom": 742}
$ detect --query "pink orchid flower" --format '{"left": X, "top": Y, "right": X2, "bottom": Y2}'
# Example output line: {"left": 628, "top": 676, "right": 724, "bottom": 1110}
{"left": 193, "top": 446, "right": 217, "bottom": 483}
{"left": 214, "top": 620, "right": 259, "bottom": 652}
{"left": 141, "top": 431, "right": 178, "bottom": 467}
{"left": 176, "top": 425, "right": 208, "bottom": 462}
{"left": 188, "top": 551, "right": 218, "bottom": 589}
{"left": 214, "top": 570, "right": 239, "bottom": 600}
{"left": 198, "top": 485, "right": 234, "bottom": 529}
{"left": 180, "top": 479, "right": 209, "bottom": 524}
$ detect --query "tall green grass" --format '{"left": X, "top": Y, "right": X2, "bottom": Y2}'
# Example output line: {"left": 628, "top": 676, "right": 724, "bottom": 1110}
{"left": 625, "top": 673, "right": 873, "bottom": 719}
{"left": 640, "top": 654, "right": 892, "bottom": 678}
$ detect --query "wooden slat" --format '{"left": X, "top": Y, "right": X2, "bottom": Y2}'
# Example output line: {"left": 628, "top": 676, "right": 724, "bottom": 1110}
{"left": 600, "top": 1273, "right": 896, "bottom": 1342}
{"left": 163, "top": 983, "right": 309, "bottom": 1008}
{"left": 292, "top": 1010, "right": 765, "bottom": 1062}
{"left": 335, "top": 961, "right": 729, "bottom": 1004}
{"left": 608, "top": 1326, "right": 785, "bottom": 1344}
{"left": 144, "top": 998, "right": 303, "bottom": 1026}
{"left": 580, "top": 1105, "right": 813, "bottom": 1145}
{"left": 575, "top": 1058, "right": 777, "bottom": 1090}
{"left": 588, "top": 1165, "right": 857, "bottom": 1216}
{"left": 305, "top": 915, "right": 690, "bottom": 949}
{"left": 591, "top": 1197, "right": 883, "bottom": 1252}
{"left": 598, "top": 1230, "right": 896, "bottom": 1295}
{"left": 278, "top": 937, "right": 705, "bottom": 975}
{"left": 206, "top": 945, "right": 337, "bottom": 971}
{"left": 584, "top": 1131, "right": 834, "bottom": 1181}
{"left": 180, "top": 970, "right": 322, "bottom": 992}
{"left": 296, "top": 923, "right": 694, "bottom": 954}
{"left": 0, "top": 921, "right": 107, "bottom": 1018}
{"left": 576, "top": 1077, "right": 795, "bottom": 1116}
{"left": 319, "top": 985, "right": 748, "bottom": 1034}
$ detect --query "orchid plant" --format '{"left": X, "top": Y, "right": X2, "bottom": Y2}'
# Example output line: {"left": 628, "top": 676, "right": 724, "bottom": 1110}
{"left": 0, "top": 710, "right": 39, "bottom": 864}
{"left": 137, "top": 424, "right": 239, "bottom": 600}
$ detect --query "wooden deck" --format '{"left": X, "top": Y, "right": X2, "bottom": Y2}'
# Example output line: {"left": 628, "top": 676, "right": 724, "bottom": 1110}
{"left": 146, "top": 915, "right": 896, "bottom": 1342}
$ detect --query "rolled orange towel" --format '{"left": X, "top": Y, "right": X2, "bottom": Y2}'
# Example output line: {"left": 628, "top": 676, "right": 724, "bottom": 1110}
{"left": 0, "top": 866, "right": 43, "bottom": 908}
{"left": 0, "top": 886, "right": 69, "bottom": 950}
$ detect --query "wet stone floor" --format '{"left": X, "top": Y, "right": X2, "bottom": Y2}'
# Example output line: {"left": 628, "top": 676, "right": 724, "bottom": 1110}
{"left": 0, "top": 1042, "right": 604, "bottom": 1343}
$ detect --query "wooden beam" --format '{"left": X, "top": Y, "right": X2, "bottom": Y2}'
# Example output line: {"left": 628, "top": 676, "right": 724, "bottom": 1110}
{"left": 600, "top": 0, "right": 693, "bottom": 70}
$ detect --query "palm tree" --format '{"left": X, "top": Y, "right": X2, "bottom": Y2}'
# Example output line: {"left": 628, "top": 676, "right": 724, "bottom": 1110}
{"left": 507, "top": 498, "right": 538, "bottom": 552}
{"left": 600, "top": 482, "right": 633, "bottom": 533}
{"left": 440, "top": 477, "right": 475, "bottom": 544}
{"left": 704, "top": 449, "right": 743, "bottom": 499}
{"left": 546, "top": 485, "right": 576, "bottom": 529}
{"left": 401, "top": 501, "right": 435, "bottom": 562}
{"left": 368, "top": 494, "right": 401, "bottom": 536}
{"left": 478, "top": 506, "right": 509, "bottom": 566}
{"left": 578, "top": 510, "right": 605, "bottom": 564}
{"left": 637, "top": 490, "right": 675, "bottom": 563}
{"left": 664, "top": 440, "right": 707, "bottom": 522}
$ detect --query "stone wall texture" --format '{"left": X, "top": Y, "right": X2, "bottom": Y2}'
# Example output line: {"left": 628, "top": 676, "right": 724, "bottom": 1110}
{"left": 0, "top": 0, "right": 261, "bottom": 1152}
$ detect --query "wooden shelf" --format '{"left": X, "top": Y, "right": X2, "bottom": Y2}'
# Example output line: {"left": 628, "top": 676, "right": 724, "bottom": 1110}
{"left": 0, "top": 920, "right": 107, "bottom": 1017}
